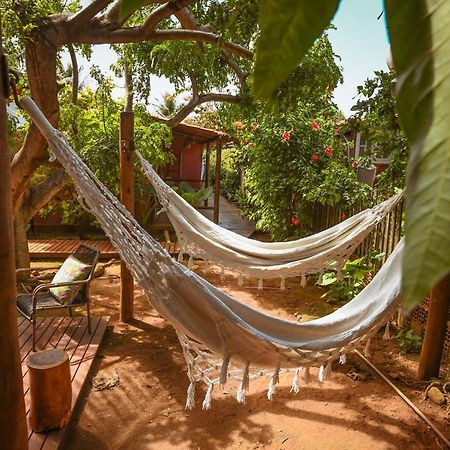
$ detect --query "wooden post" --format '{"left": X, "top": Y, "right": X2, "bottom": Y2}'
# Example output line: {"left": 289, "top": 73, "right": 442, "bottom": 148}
{"left": 119, "top": 111, "right": 134, "bottom": 322}
{"left": 0, "top": 24, "right": 28, "bottom": 449}
{"left": 213, "top": 139, "right": 222, "bottom": 224}
{"left": 418, "top": 272, "right": 450, "bottom": 380}
{"left": 204, "top": 141, "right": 210, "bottom": 207}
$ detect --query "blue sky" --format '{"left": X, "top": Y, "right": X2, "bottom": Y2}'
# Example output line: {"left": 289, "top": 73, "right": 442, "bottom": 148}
{"left": 329, "top": 0, "right": 390, "bottom": 116}
{"left": 68, "top": 0, "right": 390, "bottom": 118}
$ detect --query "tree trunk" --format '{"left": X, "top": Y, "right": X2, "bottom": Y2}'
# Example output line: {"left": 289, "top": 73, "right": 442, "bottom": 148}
{"left": 11, "top": 30, "right": 59, "bottom": 214}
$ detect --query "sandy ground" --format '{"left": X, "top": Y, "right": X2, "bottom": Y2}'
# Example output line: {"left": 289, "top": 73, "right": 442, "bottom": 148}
{"left": 33, "top": 260, "right": 449, "bottom": 450}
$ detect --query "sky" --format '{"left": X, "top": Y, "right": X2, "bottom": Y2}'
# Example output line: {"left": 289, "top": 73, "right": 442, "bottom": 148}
{"left": 66, "top": 0, "right": 391, "bottom": 118}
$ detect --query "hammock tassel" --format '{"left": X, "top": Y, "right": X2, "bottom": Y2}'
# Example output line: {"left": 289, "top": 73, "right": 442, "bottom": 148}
{"left": 220, "top": 267, "right": 225, "bottom": 282}
{"left": 280, "top": 277, "right": 286, "bottom": 291}
{"left": 383, "top": 321, "right": 391, "bottom": 340}
{"left": 185, "top": 381, "right": 196, "bottom": 410}
{"left": 324, "top": 361, "right": 332, "bottom": 379}
{"left": 177, "top": 250, "right": 184, "bottom": 263}
{"left": 364, "top": 337, "right": 372, "bottom": 357}
{"left": 202, "top": 383, "right": 214, "bottom": 410}
{"left": 267, "top": 365, "right": 280, "bottom": 400}
{"left": 188, "top": 256, "right": 193, "bottom": 269}
{"left": 291, "top": 368, "right": 301, "bottom": 394}
{"left": 318, "top": 365, "right": 325, "bottom": 383}
{"left": 236, "top": 362, "right": 250, "bottom": 404}
{"left": 258, "top": 278, "right": 263, "bottom": 290}
{"left": 317, "top": 270, "right": 324, "bottom": 285}
{"left": 300, "top": 273, "right": 307, "bottom": 288}
{"left": 238, "top": 273, "right": 244, "bottom": 287}
{"left": 303, "top": 367, "right": 311, "bottom": 385}
{"left": 339, "top": 353, "right": 347, "bottom": 365}
{"left": 219, "top": 355, "right": 230, "bottom": 386}
{"left": 397, "top": 307, "right": 404, "bottom": 328}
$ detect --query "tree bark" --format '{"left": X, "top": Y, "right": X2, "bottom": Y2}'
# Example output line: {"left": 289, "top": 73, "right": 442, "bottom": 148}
{"left": 14, "top": 211, "right": 30, "bottom": 280}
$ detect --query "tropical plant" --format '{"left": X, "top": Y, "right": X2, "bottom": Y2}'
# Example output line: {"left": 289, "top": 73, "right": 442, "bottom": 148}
{"left": 319, "top": 252, "right": 385, "bottom": 304}
{"left": 394, "top": 329, "right": 422, "bottom": 355}
{"left": 253, "top": 0, "right": 450, "bottom": 310}
{"left": 175, "top": 181, "right": 213, "bottom": 207}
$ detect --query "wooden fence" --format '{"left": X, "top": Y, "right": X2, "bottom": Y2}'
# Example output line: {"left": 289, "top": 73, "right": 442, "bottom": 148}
{"left": 311, "top": 193, "right": 405, "bottom": 266}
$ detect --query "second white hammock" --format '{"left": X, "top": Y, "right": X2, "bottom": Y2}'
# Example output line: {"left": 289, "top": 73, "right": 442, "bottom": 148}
{"left": 137, "top": 151, "right": 402, "bottom": 282}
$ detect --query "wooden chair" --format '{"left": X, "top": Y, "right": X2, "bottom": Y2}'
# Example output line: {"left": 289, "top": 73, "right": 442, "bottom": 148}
{"left": 17, "top": 244, "right": 100, "bottom": 351}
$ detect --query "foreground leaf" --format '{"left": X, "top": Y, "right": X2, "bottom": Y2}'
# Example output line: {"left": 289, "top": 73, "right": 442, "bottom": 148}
{"left": 253, "top": 0, "right": 341, "bottom": 98}
{"left": 385, "top": 0, "right": 450, "bottom": 310}
{"left": 119, "top": 0, "right": 146, "bottom": 22}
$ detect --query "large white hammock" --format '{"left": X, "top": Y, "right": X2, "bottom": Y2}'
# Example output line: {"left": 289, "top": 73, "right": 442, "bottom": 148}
{"left": 137, "top": 151, "right": 402, "bottom": 286}
{"left": 22, "top": 97, "right": 403, "bottom": 409}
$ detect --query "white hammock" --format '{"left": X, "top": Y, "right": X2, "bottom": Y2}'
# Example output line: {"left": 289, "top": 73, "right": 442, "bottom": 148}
{"left": 137, "top": 151, "right": 402, "bottom": 285}
{"left": 22, "top": 97, "right": 403, "bottom": 409}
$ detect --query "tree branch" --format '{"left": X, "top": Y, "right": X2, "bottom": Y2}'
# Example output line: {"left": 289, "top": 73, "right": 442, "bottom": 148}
{"left": 174, "top": 7, "right": 247, "bottom": 89}
{"left": 165, "top": 92, "right": 240, "bottom": 127}
{"left": 67, "top": 44, "right": 79, "bottom": 104}
{"left": 105, "top": 0, "right": 166, "bottom": 26}
{"left": 143, "top": 0, "right": 193, "bottom": 32}
{"left": 67, "top": 0, "right": 114, "bottom": 28}
{"left": 21, "top": 168, "right": 69, "bottom": 220}
{"left": 72, "top": 28, "right": 253, "bottom": 60}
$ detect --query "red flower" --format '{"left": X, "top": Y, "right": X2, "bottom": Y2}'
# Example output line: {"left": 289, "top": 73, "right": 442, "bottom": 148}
{"left": 311, "top": 154, "right": 319, "bottom": 162}
{"left": 351, "top": 161, "right": 359, "bottom": 169}
{"left": 281, "top": 132, "right": 291, "bottom": 141}
{"left": 324, "top": 147, "right": 333, "bottom": 156}
{"left": 290, "top": 216, "right": 300, "bottom": 226}
{"left": 235, "top": 121, "right": 245, "bottom": 130}
{"left": 327, "top": 87, "right": 334, "bottom": 94}
{"left": 311, "top": 121, "right": 320, "bottom": 131}
{"left": 251, "top": 123, "right": 258, "bottom": 131}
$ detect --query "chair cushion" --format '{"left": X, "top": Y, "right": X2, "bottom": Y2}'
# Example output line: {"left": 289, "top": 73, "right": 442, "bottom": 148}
{"left": 49, "top": 256, "right": 91, "bottom": 304}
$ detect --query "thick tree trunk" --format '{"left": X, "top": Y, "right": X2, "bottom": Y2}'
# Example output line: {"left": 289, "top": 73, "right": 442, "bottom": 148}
{"left": 11, "top": 29, "right": 59, "bottom": 214}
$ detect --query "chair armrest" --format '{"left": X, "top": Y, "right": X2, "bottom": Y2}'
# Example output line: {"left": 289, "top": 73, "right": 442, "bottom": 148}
{"left": 32, "top": 278, "right": 92, "bottom": 313}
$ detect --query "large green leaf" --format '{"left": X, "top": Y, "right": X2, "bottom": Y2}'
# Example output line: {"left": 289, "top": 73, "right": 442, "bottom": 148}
{"left": 385, "top": 0, "right": 450, "bottom": 310}
{"left": 253, "top": 0, "right": 341, "bottom": 98}
{"left": 119, "top": 0, "right": 146, "bottom": 22}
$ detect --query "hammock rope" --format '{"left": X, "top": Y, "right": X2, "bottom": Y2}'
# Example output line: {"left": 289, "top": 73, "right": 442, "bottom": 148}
{"left": 136, "top": 151, "right": 402, "bottom": 282}
{"left": 21, "top": 97, "right": 404, "bottom": 409}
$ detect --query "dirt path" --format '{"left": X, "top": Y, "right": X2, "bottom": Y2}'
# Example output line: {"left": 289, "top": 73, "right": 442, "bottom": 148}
{"left": 56, "top": 262, "right": 448, "bottom": 450}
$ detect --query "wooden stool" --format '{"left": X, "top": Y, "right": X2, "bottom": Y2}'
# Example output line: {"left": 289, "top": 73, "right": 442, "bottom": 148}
{"left": 26, "top": 349, "right": 72, "bottom": 432}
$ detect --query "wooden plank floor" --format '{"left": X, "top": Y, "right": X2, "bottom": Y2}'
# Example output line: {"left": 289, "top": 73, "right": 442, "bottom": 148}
{"left": 18, "top": 316, "right": 109, "bottom": 450}
{"left": 28, "top": 240, "right": 180, "bottom": 260}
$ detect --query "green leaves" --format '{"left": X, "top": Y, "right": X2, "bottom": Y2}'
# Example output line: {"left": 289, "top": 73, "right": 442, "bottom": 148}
{"left": 385, "top": 0, "right": 450, "bottom": 310}
{"left": 119, "top": 0, "right": 146, "bottom": 23}
{"left": 253, "top": 0, "right": 341, "bottom": 98}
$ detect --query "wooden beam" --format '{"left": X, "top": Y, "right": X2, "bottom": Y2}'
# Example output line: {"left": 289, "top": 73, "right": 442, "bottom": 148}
{"left": 0, "top": 25, "right": 28, "bottom": 449}
{"left": 418, "top": 272, "right": 450, "bottom": 380}
{"left": 213, "top": 139, "right": 222, "bottom": 224}
{"left": 204, "top": 142, "right": 210, "bottom": 207}
{"left": 119, "top": 111, "right": 135, "bottom": 322}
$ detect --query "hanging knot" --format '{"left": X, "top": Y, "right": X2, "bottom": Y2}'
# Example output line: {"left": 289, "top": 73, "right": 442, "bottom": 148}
{"left": 290, "top": 368, "right": 301, "bottom": 394}
{"left": 267, "top": 364, "right": 280, "bottom": 400}
{"left": 202, "top": 384, "right": 214, "bottom": 410}
{"left": 236, "top": 362, "right": 250, "bottom": 404}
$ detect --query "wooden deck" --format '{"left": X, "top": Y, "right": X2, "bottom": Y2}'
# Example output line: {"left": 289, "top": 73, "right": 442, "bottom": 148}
{"left": 19, "top": 316, "right": 109, "bottom": 450}
{"left": 28, "top": 239, "right": 180, "bottom": 260}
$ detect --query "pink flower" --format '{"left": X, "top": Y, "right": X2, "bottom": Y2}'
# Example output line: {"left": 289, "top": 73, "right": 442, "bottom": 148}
{"left": 327, "top": 87, "right": 334, "bottom": 94}
{"left": 235, "top": 121, "right": 245, "bottom": 130}
{"left": 351, "top": 161, "right": 359, "bottom": 169}
{"left": 311, "top": 154, "right": 319, "bottom": 162}
{"left": 290, "top": 216, "right": 300, "bottom": 226}
{"left": 311, "top": 121, "right": 320, "bottom": 131}
{"left": 251, "top": 123, "right": 258, "bottom": 131}
{"left": 324, "top": 147, "right": 333, "bottom": 156}
{"left": 281, "top": 132, "right": 291, "bottom": 141}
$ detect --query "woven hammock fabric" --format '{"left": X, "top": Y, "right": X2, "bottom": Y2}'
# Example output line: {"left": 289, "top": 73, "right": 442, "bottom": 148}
{"left": 22, "top": 97, "right": 403, "bottom": 408}
{"left": 137, "top": 151, "right": 402, "bottom": 282}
